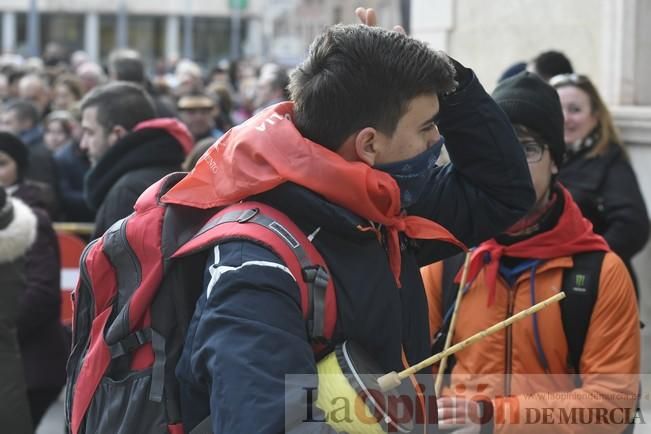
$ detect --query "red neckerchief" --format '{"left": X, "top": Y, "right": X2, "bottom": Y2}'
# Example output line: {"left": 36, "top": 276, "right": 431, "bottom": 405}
{"left": 458, "top": 185, "right": 610, "bottom": 306}
{"left": 162, "top": 102, "right": 466, "bottom": 286}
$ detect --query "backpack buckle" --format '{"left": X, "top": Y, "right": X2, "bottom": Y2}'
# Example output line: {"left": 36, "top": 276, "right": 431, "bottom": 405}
{"left": 236, "top": 208, "right": 259, "bottom": 223}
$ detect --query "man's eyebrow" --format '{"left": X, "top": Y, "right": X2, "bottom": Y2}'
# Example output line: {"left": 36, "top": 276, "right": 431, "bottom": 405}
{"left": 419, "top": 113, "right": 439, "bottom": 129}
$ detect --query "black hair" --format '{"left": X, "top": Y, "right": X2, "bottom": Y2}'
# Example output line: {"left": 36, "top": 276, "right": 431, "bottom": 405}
{"left": 289, "top": 25, "right": 456, "bottom": 151}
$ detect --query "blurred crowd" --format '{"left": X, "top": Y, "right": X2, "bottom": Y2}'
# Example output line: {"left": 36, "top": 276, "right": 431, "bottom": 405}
{"left": 0, "top": 45, "right": 291, "bottom": 225}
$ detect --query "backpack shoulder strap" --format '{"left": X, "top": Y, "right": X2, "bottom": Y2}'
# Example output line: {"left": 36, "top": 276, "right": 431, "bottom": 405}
{"left": 173, "top": 201, "right": 337, "bottom": 351}
{"left": 560, "top": 250, "right": 605, "bottom": 375}
{"left": 431, "top": 252, "right": 466, "bottom": 356}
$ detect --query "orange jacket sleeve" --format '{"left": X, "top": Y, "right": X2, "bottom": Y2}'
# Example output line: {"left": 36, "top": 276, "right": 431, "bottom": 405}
{"left": 421, "top": 261, "right": 445, "bottom": 346}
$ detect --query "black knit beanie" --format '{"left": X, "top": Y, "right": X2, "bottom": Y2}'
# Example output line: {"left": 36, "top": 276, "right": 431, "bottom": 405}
{"left": 0, "top": 132, "right": 29, "bottom": 181}
{"left": 492, "top": 71, "right": 566, "bottom": 166}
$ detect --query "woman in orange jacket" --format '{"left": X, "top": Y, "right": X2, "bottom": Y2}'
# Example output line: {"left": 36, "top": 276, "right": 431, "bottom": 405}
{"left": 421, "top": 72, "right": 640, "bottom": 434}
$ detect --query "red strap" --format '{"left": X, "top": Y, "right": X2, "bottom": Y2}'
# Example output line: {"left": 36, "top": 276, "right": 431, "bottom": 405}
{"left": 173, "top": 201, "right": 338, "bottom": 346}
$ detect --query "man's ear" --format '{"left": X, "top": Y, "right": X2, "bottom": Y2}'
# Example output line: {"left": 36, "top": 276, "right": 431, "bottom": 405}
{"left": 551, "top": 161, "right": 559, "bottom": 175}
{"left": 108, "top": 125, "right": 129, "bottom": 147}
{"left": 354, "top": 127, "right": 380, "bottom": 165}
{"left": 113, "top": 125, "right": 128, "bottom": 139}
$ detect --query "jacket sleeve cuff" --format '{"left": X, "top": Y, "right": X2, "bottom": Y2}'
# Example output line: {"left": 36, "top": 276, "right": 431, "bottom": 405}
{"left": 440, "top": 56, "right": 475, "bottom": 100}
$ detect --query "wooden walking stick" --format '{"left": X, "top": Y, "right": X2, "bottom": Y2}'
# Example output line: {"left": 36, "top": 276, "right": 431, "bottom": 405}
{"left": 378, "top": 291, "right": 566, "bottom": 392}
{"left": 434, "top": 251, "right": 472, "bottom": 397}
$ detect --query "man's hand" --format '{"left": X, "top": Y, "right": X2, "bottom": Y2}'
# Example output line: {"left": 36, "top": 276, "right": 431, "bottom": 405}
{"left": 438, "top": 396, "right": 483, "bottom": 434}
{"left": 354, "top": 7, "right": 405, "bottom": 33}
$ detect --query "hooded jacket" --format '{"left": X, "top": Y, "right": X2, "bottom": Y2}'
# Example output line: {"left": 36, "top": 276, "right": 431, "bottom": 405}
{"left": 173, "top": 62, "right": 536, "bottom": 433}
{"left": 0, "top": 196, "right": 36, "bottom": 434}
{"left": 421, "top": 186, "right": 640, "bottom": 434}
{"left": 85, "top": 118, "right": 191, "bottom": 238}
{"left": 11, "top": 182, "right": 68, "bottom": 393}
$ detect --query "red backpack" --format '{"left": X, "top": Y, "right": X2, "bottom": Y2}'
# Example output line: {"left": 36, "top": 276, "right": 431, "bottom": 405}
{"left": 65, "top": 173, "right": 338, "bottom": 434}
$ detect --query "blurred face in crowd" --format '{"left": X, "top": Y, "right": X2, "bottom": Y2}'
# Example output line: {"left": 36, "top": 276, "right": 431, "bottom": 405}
{"left": 0, "top": 151, "right": 18, "bottom": 187}
{"left": 179, "top": 106, "right": 217, "bottom": 140}
{"left": 44, "top": 119, "right": 71, "bottom": 152}
{"left": 364, "top": 94, "right": 442, "bottom": 165}
{"left": 253, "top": 74, "right": 284, "bottom": 110}
{"left": 0, "top": 110, "right": 27, "bottom": 135}
{"left": 18, "top": 76, "right": 50, "bottom": 116}
{"left": 53, "top": 83, "right": 79, "bottom": 111}
{"left": 556, "top": 85, "right": 599, "bottom": 145}
{"left": 0, "top": 74, "right": 8, "bottom": 102}
{"left": 80, "top": 106, "right": 114, "bottom": 165}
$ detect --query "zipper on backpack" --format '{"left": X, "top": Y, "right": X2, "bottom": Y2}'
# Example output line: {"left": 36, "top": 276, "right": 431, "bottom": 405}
{"left": 65, "top": 238, "right": 98, "bottom": 431}
{"left": 119, "top": 218, "right": 141, "bottom": 286}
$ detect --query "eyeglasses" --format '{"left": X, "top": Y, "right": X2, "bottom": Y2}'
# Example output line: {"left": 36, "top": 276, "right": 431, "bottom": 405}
{"left": 520, "top": 140, "right": 547, "bottom": 163}
{"left": 549, "top": 73, "right": 589, "bottom": 87}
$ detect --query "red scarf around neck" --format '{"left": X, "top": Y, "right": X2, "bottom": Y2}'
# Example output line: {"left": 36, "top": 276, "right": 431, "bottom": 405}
{"left": 162, "top": 102, "right": 466, "bottom": 286}
{"left": 458, "top": 185, "right": 609, "bottom": 306}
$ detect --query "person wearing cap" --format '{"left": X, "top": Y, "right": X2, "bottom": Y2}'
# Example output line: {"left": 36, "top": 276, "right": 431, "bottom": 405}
{"left": 177, "top": 93, "right": 224, "bottom": 143}
{"left": 421, "top": 72, "right": 639, "bottom": 434}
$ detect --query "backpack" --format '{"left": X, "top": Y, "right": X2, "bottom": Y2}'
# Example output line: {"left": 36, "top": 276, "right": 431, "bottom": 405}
{"left": 432, "top": 251, "right": 605, "bottom": 379}
{"left": 65, "top": 172, "right": 338, "bottom": 434}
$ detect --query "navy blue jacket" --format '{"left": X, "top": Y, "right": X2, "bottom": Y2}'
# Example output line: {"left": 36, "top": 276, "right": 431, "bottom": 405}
{"left": 176, "top": 64, "right": 535, "bottom": 433}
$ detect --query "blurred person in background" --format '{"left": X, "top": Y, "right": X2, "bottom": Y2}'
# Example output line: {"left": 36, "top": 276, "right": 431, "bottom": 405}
{"left": 0, "top": 73, "right": 9, "bottom": 102}
{"left": 529, "top": 49, "right": 574, "bottom": 82}
{"left": 551, "top": 73, "right": 649, "bottom": 294}
{"left": 0, "top": 132, "right": 67, "bottom": 429}
{"left": 107, "top": 48, "right": 144, "bottom": 83}
{"left": 174, "top": 59, "right": 204, "bottom": 98}
{"left": 0, "top": 187, "right": 36, "bottom": 434}
{"left": 108, "top": 48, "right": 177, "bottom": 117}
{"left": 75, "top": 61, "right": 106, "bottom": 95}
{"left": 18, "top": 74, "right": 51, "bottom": 119}
{"left": 231, "top": 62, "right": 257, "bottom": 124}
{"left": 0, "top": 99, "right": 59, "bottom": 195}
{"left": 497, "top": 60, "right": 527, "bottom": 83}
{"left": 52, "top": 74, "right": 83, "bottom": 111}
{"left": 80, "top": 82, "right": 192, "bottom": 238}
{"left": 7, "top": 69, "right": 26, "bottom": 100}
{"left": 207, "top": 83, "right": 235, "bottom": 131}
{"left": 45, "top": 111, "right": 94, "bottom": 222}
{"left": 177, "top": 92, "right": 223, "bottom": 143}
{"left": 182, "top": 135, "right": 215, "bottom": 171}
{"left": 70, "top": 50, "right": 90, "bottom": 71}
{"left": 44, "top": 110, "right": 74, "bottom": 153}
{"left": 253, "top": 63, "right": 289, "bottom": 113}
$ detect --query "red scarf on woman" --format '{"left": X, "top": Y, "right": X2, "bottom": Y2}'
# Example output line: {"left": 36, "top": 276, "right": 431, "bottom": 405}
{"left": 163, "top": 102, "right": 466, "bottom": 286}
{"left": 459, "top": 186, "right": 609, "bottom": 306}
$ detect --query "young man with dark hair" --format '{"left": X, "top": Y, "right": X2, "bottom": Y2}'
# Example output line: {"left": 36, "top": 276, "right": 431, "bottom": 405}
{"left": 170, "top": 21, "right": 535, "bottom": 433}
{"left": 422, "top": 72, "right": 639, "bottom": 434}
{"left": 80, "top": 81, "right": 192, "bottom": 238}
